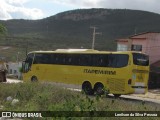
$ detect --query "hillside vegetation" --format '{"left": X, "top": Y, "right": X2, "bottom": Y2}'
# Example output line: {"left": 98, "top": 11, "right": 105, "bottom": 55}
{"left": 1, "top": 8, "right": 160, "bottom": 60}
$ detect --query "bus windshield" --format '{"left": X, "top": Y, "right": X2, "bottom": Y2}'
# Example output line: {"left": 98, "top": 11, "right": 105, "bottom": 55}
{"left": 133, "top": 53, "right": 149, "bottom": 66}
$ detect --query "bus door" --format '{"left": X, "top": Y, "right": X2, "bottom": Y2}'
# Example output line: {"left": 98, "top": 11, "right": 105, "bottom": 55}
{"left": 22, "top": 53, "right": 35, "bottom": 80}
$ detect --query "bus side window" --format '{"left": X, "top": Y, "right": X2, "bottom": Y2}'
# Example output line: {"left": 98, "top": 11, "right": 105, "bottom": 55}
{"left": 67, "top": 54, "right": 78, "bottom": 65}
{"left": 64, "top": 54, "right": 69, "bottom": 65}
{"left": 44, "top": 54, "right": 52, "bottom": 64}
{"left": 103, "top": 55, "right": 109, "bottom": 67}
{"left": 78, "top": 54, "right": 83, "bottom": 66}
{"left": 111, "top": 55, "right": 118, "bottom": 67}
{"left": 60, "top": 54, "right": 66, "bottom": 65}
{"left": 108, "top": 54, "right": 113, "bottom": 67}
{"left": 54, "top": 54, "right": 63, "bottom": 64}
{"left": 68, "top": 57, "right": 72, "bottom": 64}
{"left": 54, "top": 54, "right": 65, "bottom": 65}
{"left": 99, "top": 55, "right": 108, "bottom": 67}
{"left": 109, "top": 54, "right": 129, "bottom": 68}
{"left": 96, "top": 55, "right": 104, "bottom": 67}
{"left": 80, "top": 54, "right": 91, "bottom": 66}
{"left": 54, "top": 54, "right": 58, "bottom": 64}
{"left": 92, "top": 54, "right": 97, "bottom": 66}
{"left": 51, "top": 54, "right": 55, "bottom": 64}
{"left": 41, "top": 54, "right": 48, "bottom": 64}
{"left": 33, "top": 53, "right": 43, "bottom": 64}
{"left": 91, "top": 54, "right": 109, "bottom": 67}
{"left": 68, "top": 54, "right": 76, "bottom": 65}
{"left": 116, "top": 55, "right": 129, "bottom": 67}
{"left": 74, "top": 54, "right": 80, "bottom": 65}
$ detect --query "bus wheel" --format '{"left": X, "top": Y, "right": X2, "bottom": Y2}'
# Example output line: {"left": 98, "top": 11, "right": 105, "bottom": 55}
{"left": 113, "top": 94, "right": 121, "bottom": 98}
{"left": 94, "top": 83, "right": 104, "bottom": 96}
{"left": 31, "top": 76, "right": 38, "bottom": 82}
{"left": 82, "top": 81, "right": 93, "bottom": 95}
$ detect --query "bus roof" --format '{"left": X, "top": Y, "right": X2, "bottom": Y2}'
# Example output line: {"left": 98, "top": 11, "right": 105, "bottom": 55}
{"left": 28, "top": 49, "right": 146, "bottom": 55}
{"left": 29, "top": 49, "right": 99, "bottom": 54}
{"left": 55, "top": 49, "right": 98, "bottom": 52}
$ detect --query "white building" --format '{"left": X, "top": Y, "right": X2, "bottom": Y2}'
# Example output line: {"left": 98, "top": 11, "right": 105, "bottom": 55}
{"left": 7, "top": 62, "right": 22, "bottom": 80}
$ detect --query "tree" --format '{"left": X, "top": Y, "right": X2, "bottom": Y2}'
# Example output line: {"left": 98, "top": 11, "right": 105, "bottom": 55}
{"left": 0, "top": 23, "right": 7, "bottom": 36}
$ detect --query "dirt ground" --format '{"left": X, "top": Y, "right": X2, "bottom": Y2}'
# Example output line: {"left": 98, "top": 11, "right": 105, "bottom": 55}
{"left": 131, "top": 89, "right": 160, "bottom": 100}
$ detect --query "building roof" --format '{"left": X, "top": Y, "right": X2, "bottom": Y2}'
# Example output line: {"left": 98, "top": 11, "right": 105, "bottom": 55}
{"left": 129, "top": 31, "right": 160, "bottom": 38}
{"left": 116, "top": 31, "right": 160, "bottom": 43}
{"left": 116, "top": 39, "right": 130, "bottom": 42}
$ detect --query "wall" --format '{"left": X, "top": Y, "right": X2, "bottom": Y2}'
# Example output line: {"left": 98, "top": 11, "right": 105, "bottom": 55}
{"left": 146, "top": 33, "right": 160, "bottom": 64}
{"left": 7, "top": 62, "right": 22, "bottom": 79}
{"left": 117, "top": 39, "right": 130, "bottom": 51}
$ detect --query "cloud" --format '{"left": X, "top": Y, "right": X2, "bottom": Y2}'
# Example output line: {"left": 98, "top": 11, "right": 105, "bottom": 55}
{"left": 0, "top": 9, "right": 12, "bottom": 20}
{"left": 50, "top": 0, "right": 160, "bottom": 14}
{"left": 1, "top": 0, "right": 160, "bottom": 20}
{"left": 0, "top": 0, "right": 44, "bottom": 20}
{"left": 49, "top": 0, "right": 101, "bottom": 8}
{"left": 5, "top": 0, "right": 29, "bottom": 6}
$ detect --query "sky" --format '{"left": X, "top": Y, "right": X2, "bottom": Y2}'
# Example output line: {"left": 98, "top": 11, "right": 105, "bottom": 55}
{"left": 0, "top": 0, "right": 160, "bottom": 20}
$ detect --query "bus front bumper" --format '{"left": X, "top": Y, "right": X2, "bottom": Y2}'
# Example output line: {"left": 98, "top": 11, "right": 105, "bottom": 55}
{"left": 132, "top": 86, "right": 147, "bottom": 94}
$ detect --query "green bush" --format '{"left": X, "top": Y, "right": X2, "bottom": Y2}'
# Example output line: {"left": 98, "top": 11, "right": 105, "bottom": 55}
{"left": 0, "top": 82, "right": 160, "bottom": 119}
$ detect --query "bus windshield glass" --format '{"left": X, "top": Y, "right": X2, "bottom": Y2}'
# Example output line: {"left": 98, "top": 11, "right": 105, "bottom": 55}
{"left": 133, "top": 53, "right": 149, "bottom": 66}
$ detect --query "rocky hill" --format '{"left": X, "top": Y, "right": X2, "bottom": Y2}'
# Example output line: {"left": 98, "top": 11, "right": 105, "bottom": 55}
{"left": 1, "top": 8, "right": 160, "bottom": 51}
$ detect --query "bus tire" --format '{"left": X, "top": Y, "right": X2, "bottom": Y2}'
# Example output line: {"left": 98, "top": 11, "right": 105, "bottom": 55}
{"left": 31, "top": 76, "right": 38, "bottom": 82}
{"left": 113, "top": 94, "right": 121, "bottom": 98}
{"left": 94, "top": 83, "right": 104, "bottom": 96}
{"left": 82, "top": 81, "right": 93, "bottom": 95}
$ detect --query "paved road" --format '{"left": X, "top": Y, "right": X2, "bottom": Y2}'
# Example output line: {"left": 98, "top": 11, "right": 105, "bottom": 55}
{"left": 121, "top": 94, "right": 160, "bottom": 104}
{"left": 5, "top": 78, "right": 160, "bottom": 104}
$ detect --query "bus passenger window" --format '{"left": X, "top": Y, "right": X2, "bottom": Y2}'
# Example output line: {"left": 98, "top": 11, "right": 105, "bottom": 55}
{"left": 116, "top": 55, "right": 129, "bottom": 67}
{"left": 107, "top": 54, "right": 129, "bottom": 68}
{"left": 80, "top": 54, "right": 91, "bottom": 66}
{"left": 65, "top": 54, "right": 72, "bottom": 65}
{"left": 110, "top": 55, "right": 117, "bottom": 67}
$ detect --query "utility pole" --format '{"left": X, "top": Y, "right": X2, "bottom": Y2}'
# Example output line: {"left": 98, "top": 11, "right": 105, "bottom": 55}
{"left": 90, "top": 26, "right": 102, "bottom": 49}
{"left": 16, "top": 52, "right": 20, "bottom": 63}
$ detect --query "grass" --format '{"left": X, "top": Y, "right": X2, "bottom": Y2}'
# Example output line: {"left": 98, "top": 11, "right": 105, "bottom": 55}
{"left": 0, "top": 82, "right": 160, "bottom": 120}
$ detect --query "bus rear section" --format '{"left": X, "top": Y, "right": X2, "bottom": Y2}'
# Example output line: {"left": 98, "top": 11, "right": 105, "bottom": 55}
{"left": 131, "top": 53, "right": 149, "bottom": 94}
{"left": 104, "top": 52, "right": 149, "bottom": 96}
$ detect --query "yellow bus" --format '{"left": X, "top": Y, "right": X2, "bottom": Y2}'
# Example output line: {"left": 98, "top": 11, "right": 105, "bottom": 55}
{"left": 22, "top": 49, "right": 149, "bottom": 97}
